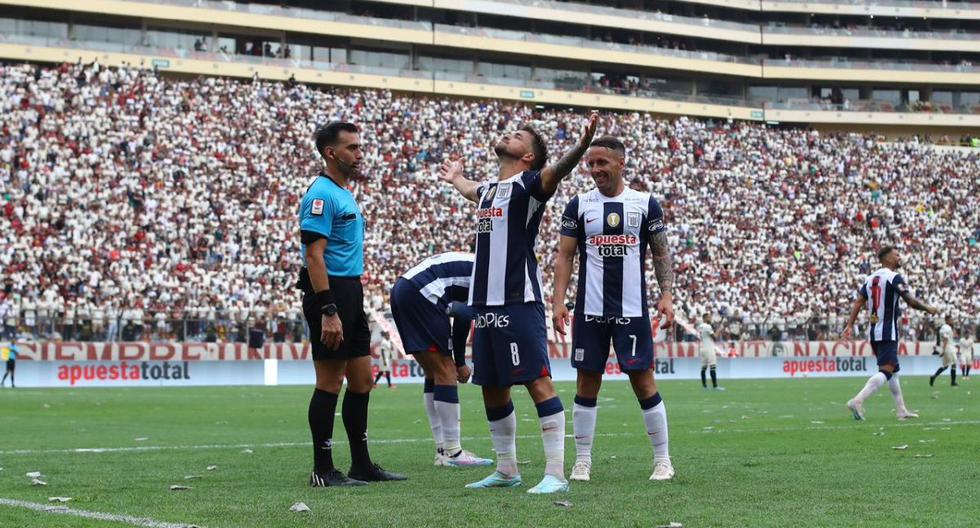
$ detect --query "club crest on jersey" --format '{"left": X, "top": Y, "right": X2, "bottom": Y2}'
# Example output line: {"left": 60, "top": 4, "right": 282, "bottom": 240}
{"left": 496, "top": 183, "right": 512, "bottom": 198}
{"left": 606, "top": 212, "right": 621, "bottom": 228}
{"left": 311, "top": 199, "right": 324, "bottom": 216}
{"left": 627, "top": 212, "right": 640, "bottom": 228}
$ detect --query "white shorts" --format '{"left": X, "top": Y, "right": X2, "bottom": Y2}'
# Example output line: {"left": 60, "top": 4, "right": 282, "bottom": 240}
{"left": 941, "top": 349, "right": 957, "bottom": 367}
{"left": 700, "top": 348, "right": 717, "bottom": 367}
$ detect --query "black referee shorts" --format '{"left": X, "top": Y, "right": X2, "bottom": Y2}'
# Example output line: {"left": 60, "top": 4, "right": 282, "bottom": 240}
{"left": 303, "top": 277, "right": 371, "bottom": 361}
{"left": 5, "top": 359, "right": 13, "bottom": 372}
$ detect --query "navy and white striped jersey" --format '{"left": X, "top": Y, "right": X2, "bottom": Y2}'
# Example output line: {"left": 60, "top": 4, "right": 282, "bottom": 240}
{"left": 402, "top": 252, "right": 474, "bottom": 310}
{"left": 560, "top": 187, "right": 666, "bottom": 318}
{"left": 469, "top": 170, "right": 553, "bottom": 307}
{"left": 856, "top": 267, "right": 907, "bottom": 342}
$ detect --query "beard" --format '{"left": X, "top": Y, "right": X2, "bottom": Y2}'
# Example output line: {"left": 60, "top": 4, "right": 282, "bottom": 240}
{"left": 493, "top": 142, "right": 518, "bottom": 161}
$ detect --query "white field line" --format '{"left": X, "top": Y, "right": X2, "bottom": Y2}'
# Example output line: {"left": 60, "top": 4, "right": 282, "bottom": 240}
{"left": 1, "top": 420, "right": 977, "bottom": 456}
{"left": 0, "top": 498, "right": 195, "bottom": 528}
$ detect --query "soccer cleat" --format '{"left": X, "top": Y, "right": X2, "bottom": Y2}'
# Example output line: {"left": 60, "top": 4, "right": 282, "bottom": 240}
{"left": 527, "top": 474, "right": 569, "bottom": 494}
{"left": 569, "top": 460, "right": 592, "bottom": 482}
{"left": 951, "top": 382, "right": 959, "bottom": 387}
{"left": 309, "top": 469, "right": 367, "bottom": 487}
{"left": 434, "top": 449, "right": 449, "bottom": 466}
{"left": 348, "top": 463, "right": 407, "bottom": 482}
{"left": 445, "top": 450, "right": 494, "bottom": 467}
{"left": 649, "top": 460, "right": 675, "bottom": 481}
{"left": 714, "top": 386, "right": 727, "bottom": 391}
{"left": 846, "top": 399, "right": 865, "bottom": 421}
{"left": 929, "top": 376, "right": 936, "bottom": 387}
{"left": 465, "top": 471, "right": 522, "bottom": 489}
{"left": 897, "top": 411, "right": 919, "bottom": 421}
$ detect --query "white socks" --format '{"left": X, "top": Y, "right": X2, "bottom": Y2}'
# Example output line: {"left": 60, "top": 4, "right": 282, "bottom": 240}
{"left": 572, "top": 399, "right": 598, "bottom": 463}
{"left": 888, "top": 375, "right": 907, "bottom": 414}
{"left": 539, "top": 410, "right": 566, "bottom": 478}
{"left": 488, "top": 406, "right": 518, "bottom": 476}
{"left": 642, "top": 396, "right": 670, "bottom": 462}
{"left": 434, "top": 399, "right": 461, "bottom": 454}
{"left": 854, "top": 371, "right": 887, "bottom": 404}
{"left": 423, "top": 388, "right": 443, "bottom": 452}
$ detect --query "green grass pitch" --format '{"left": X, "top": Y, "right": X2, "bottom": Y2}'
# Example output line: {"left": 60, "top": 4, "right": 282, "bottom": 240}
{"left": 1, "top": 377, "right": 977, "bottom": 527}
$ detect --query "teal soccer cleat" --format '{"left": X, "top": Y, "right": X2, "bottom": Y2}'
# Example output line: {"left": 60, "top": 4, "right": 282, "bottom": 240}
{"left": 465, "top": 471, "right": 523, "bottom": 489}
{"left": 527, "top": 474, "right": 569, "bottom": 494}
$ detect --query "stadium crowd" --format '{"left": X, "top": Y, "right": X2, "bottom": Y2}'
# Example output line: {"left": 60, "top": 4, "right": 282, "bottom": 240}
{"left": 0, "top": 61, "right": 977, "bottom": 344}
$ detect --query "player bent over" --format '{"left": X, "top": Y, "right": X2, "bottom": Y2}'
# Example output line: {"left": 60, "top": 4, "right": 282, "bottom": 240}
{"left": 552, "top": 136, "right": 676, "bottom": 482}
{"left": 440, "top": 112, "right": 598, "bottom": 494}
{"left": 841, "top": 246, "right": 938, "bottom": 421}
{"left": 390, "top": 252, "right": 492, "bottom": 468}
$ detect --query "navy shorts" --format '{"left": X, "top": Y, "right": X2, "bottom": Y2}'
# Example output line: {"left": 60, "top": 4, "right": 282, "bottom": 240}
{"left": 472, "top": 303, "right": 550, "bottom": 387}
{"left": 390, "top": 278, "right": 452, "bottom": 356}
{"left": 572, "top": 314, "right": 653, "bottom": 372}
{"left": 872, "top": 340, "right": 900, "bottom": 373}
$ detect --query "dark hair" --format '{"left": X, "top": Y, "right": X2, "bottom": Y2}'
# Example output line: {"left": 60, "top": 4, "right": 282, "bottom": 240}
{"left": 519, "top": 125, "right": 548, "bottom": 171}
{"left": 589, "top": 135, "right": 626, "bottom": 156}
{"left": 314, "top": 122, "right": 358, "bottom": 156}
{"left": 877, "top": 245, "right": 896, "bottom": 262}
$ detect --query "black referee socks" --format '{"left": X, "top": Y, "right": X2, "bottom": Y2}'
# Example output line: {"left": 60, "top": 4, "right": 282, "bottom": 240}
{"left": 343, "top": 390, "right": 372, "bottom": 469}
{"left": 309, "top": 389, "right": 339, "bottom": 473}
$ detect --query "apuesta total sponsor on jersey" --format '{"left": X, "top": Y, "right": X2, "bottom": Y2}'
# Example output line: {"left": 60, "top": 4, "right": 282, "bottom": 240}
{"left": 587, "top": 234, "right": 639, "bottom": 257}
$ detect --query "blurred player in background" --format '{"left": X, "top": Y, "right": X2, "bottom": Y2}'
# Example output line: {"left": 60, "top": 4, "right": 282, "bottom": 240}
{"left": 390, "top": 251, "right": 492, "bottom": 468}
{"left": 552, "top": 135, "right": 676, "bottom": 483}
{"left": 842, "top": 246, "right": 938, "bottom": 421}
{"left": 440, "top": 112, "right": 598, "bottom": 494}
{"left": 930, "top": 315, "right": 959, "bottom": 387}
{"left": 1, "top": 342, "right": 16, "bottom": 388}
{"left": 697, "top": 314, "right": 723, "bottom": 391}
{"left": 373, "top": 332, "right": 395, "bottom": 389}
{"left": 960, "top": 328, "right": 974, "bottom": 380}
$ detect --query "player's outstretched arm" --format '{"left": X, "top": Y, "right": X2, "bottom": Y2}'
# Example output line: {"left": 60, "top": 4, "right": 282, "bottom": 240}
{"left": 551, "top": 235, "right": 578, "bottom": 335}
{"left": 539, "top": 111, "right": 599, "bottom": 196}
{"left": 898, "top": 290, "right": 939, "bottom": 315}
{"left": 840, "top": 297, "right": 864, "bottom": 340}
{"left": 650, "top": 230, "right": 675, "bottom": 328}
{"left": 439, "top": 159, "right": 480, "bottom": 203}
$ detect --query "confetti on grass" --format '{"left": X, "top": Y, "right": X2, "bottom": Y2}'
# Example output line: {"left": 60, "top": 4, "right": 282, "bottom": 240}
{"left": 290, "top": 502, "right": 311, "bottom": 513}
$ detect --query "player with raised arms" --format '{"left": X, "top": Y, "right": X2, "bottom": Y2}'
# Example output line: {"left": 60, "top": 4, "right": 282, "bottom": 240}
{"left": 551, "top": 135, "right": 676, "bottom": 482}
{"left": 841, "top": 246, "right": 938, "bottom": 421}
{"left": 439, "top": 112, "right": 599, "bottom": 494}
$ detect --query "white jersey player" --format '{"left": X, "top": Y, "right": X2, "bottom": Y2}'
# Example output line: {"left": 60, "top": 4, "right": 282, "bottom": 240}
{"left": 960, "top": 332, "right": 975, "bottom": 379}
{"left": 930, "top": 316, "right": 959, "bottom": 387}
{"left": 698, "top": 314, "right": 723, "bottom": 390}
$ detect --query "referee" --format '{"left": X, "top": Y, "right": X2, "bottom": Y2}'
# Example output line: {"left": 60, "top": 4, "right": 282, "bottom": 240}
{"left": 298, "top": 122, "right": 406, "bottom": 487}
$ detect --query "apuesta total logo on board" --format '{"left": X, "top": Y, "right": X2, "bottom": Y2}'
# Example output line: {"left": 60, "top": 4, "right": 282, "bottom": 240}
{"left": 57, "top": 361, "right": 192, "bottom": 386}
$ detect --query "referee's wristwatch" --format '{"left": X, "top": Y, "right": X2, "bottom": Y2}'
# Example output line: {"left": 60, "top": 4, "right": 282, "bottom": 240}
{"left": 321, "top": 303, "right": 338, "bottom": 317}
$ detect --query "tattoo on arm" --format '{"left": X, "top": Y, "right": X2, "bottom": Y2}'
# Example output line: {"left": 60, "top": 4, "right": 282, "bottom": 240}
{"left": 549, "top": 144, "right": 588, "bottom": 181}
{"left": 900, "top": 292, "right": 929, "bottom": 311}
{"left": 650, "top": 230, "right": 674, "bottom": 295}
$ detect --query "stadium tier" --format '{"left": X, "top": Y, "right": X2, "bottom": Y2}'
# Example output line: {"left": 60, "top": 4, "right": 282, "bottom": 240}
{"left": 0, "top": 0, "right": 978, "bottom": 127}
{"left": 0, "top": 59, "right": 977, "bottom": 344}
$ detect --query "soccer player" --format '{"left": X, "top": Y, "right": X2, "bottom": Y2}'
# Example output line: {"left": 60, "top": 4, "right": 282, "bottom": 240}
{"left": 841, "top": 246, "right": 938, "bottom": 421}
{"left": 697, "top": 314, "right": 723, "bottom": 391}
{"left": 1, "top": 341, "right": 16, "bottom": 388}
{"left": 439, "top": 111, "right": 599, "bottom": 494}
{"left": 389, "top": 251, "right": 493, "bottom": 468}
{"left": 552, "top": 135, "right": 676, "bottom": 483}
{"left": 298, "top": 122, "right": 405, "bottom": 487}
{"left": 960, "top": 329, "right": 975, "bottom": 379}
{"left": 373, "top": 332, "right": 395, "bottom": 389}
{"left": 930, "top": 315, "right": 959, "bottom": 387}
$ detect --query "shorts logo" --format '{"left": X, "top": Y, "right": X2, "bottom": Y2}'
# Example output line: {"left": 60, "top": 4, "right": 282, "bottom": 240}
{"left": 475, "top": 313, "right": 510, "bottom": 328}
{"left": 311, "top": 199, "right": 324, "bottom": 216}
{"left": 585, "top": 314, "right": 632, "bottom": 325}
{"left": 627, "top": 212, "right": 640, "bottom": 228}
{"left": 496, "top": 183, "right": 511, "bottom": 198}
{"left": 574, "top": 348, "right": 585, "bottom": 361}
{"left": 606, "top": 212, "right": 620, "bottom": 228}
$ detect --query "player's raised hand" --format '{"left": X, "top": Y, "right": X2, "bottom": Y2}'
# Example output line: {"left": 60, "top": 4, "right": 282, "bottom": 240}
{"left": 577, "top": 111, "right": 600, "bottom": 149}
{"left": 552, "top": 301, "right": 571, "bottom": 336}
{"left": 438, "top": 158, "right": 463, "bottom": 183}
